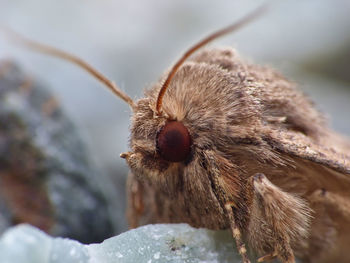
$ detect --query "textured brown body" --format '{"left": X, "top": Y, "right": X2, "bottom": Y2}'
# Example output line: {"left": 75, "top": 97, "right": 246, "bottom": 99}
{"left": 125, "top": 48, "right": 350, "bottom": 263}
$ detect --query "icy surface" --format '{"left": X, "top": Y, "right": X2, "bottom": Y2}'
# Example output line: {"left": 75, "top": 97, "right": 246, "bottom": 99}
{"left": 0, "top": 224, "right": 241, "bottom": 263}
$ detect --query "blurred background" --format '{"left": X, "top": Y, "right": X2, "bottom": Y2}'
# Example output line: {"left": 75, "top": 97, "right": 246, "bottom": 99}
{"left": 0, "top": 0, "right": 349, "bottom": 234}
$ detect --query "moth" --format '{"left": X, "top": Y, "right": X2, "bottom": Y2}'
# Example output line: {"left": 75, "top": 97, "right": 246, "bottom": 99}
{"left": 6, "top": 6, "right": 350, "bottom": 263}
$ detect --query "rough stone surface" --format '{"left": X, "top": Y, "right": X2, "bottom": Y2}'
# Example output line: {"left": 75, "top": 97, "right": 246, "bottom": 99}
{"left": 0, "top": 61, "right": 114, "bottom": 243}
{"left": 0, "top": 224, "right": 241, "bottom": 263}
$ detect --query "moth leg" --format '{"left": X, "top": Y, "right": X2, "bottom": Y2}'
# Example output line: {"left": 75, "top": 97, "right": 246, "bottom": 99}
{"left": 203, "top": 150, "right": 251, "bottom": 263}
{"left": 252, "top": 173, "right": 294, "bottom": 263}
{"left": 251, "top": 173, "right": 311, "bottom": 263}
{"left": 126, "top": 172, "right": 144, "bottom": 229}
{"left": 225, "top": 202, "right": 251, "bottom": 263}
{"left": 273, "top": 235, "right": 295, "bottom": 263}
{"left": 257, "top": 251, "right": 277, "bottom": 262}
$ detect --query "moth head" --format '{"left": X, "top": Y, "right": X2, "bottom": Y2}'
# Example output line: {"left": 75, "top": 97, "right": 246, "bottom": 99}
{"left": 122, "top": 96, "right": 194, "bottom": 180}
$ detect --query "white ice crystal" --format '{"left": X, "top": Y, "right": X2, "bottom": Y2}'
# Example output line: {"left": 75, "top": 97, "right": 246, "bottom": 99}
{"left": 0, "top": 224, "right": 240, "bottom": 263}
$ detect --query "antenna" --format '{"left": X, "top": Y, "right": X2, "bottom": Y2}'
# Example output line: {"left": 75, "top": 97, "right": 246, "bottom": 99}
{"left": 155, "top": 4, "right": 268, "bottom": 115}
{"left": 2, "top": 27, "right": 135, "bottom": 109}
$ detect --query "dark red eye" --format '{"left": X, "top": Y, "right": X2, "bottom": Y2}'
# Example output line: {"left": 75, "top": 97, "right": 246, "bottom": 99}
{"left": 156, "top": 121, "right": 191, "bottom": 162}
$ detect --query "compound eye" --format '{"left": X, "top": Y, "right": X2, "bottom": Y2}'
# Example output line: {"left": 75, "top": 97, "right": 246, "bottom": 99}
{"left": 156, "top": 121, "right": 191, "bottom": 162}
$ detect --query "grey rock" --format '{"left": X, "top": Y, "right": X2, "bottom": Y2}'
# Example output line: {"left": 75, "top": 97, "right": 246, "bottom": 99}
{"left": 0, "top": 61, "right": 114, "bottom": 243}
{"left": 0, "top": 224, "right": 241, "bottom": 263}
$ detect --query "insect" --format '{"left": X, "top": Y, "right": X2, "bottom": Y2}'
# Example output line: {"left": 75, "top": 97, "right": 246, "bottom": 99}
{"left": 4, "top": 5, "right": 350, "bottom": 263}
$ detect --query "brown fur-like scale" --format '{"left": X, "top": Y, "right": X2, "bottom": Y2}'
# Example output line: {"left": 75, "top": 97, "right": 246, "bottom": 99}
{"left": 125, "top": 48, "right": 350, "bottom": 263}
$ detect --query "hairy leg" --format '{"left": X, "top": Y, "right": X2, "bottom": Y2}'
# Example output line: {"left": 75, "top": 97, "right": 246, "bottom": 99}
{"left": 225, "top": 202, "right": 251, "bottom": 263}
{"left": 249, "top": 173, "right": 311, "bottom": 263}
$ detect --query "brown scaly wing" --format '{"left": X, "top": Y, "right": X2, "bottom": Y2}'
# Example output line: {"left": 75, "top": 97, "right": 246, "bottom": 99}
{"left": 269, "top": 129, "right": 350, "bottom": 174}
{"left": 263, "top": 129, "right": 350, "bottom": 263}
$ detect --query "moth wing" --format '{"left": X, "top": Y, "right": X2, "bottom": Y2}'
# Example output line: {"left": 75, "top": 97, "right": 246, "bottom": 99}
{"left": 268, "top": 130, "right": 350, "bottom": 263}
{"left": 269, "top": 129, "right": 350, "bottom": 175}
